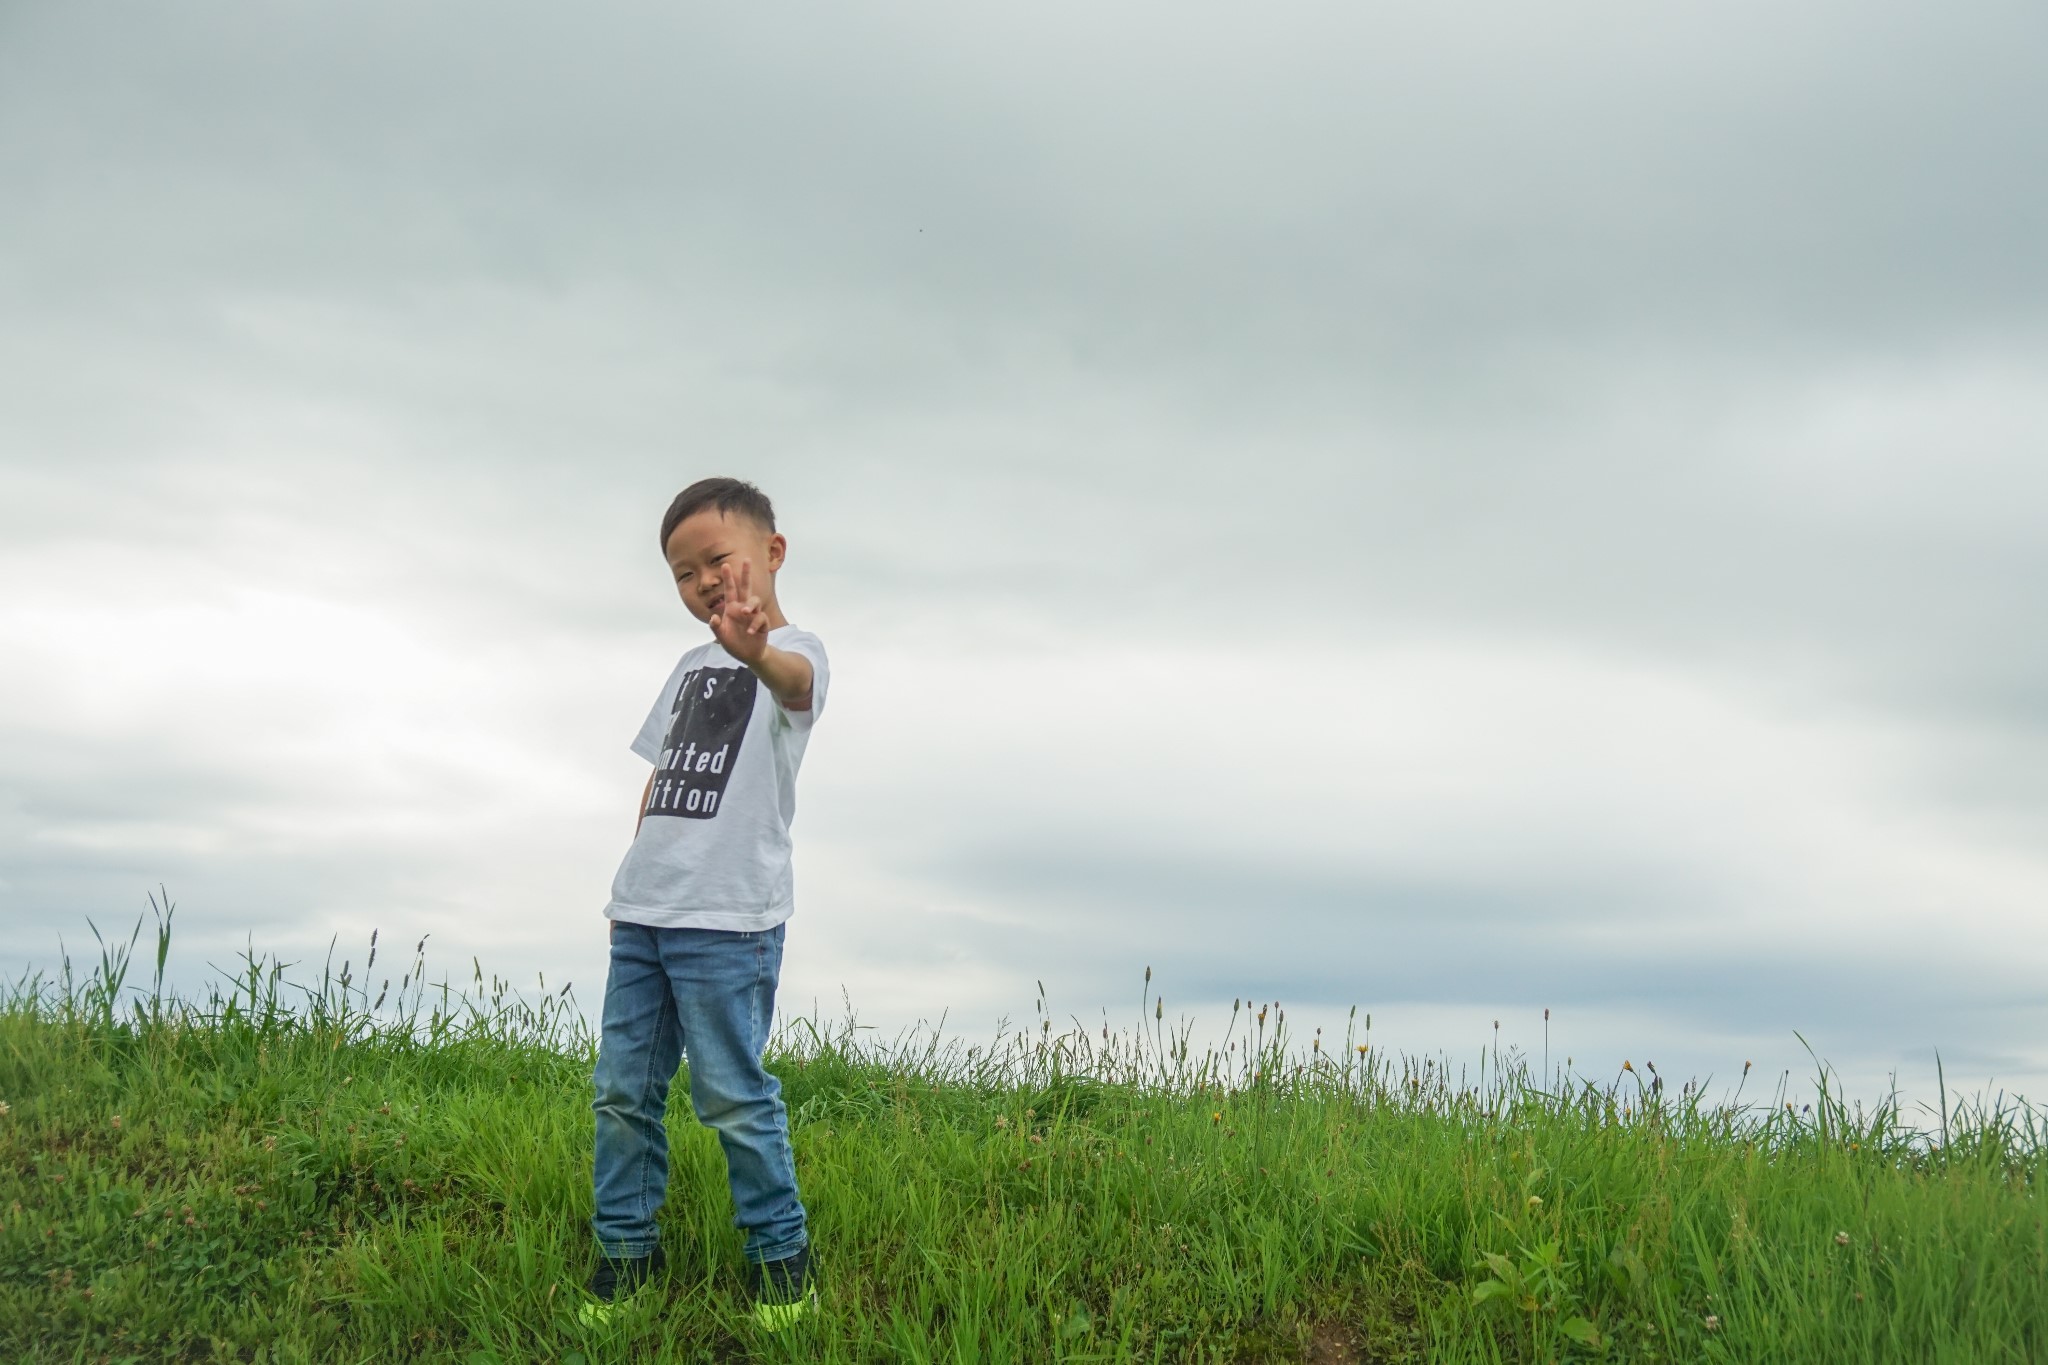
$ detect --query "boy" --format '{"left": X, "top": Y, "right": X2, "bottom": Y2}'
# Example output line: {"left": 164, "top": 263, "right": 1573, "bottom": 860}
{"left": 579, "top": 477, "right": 828, "bottom": 1333}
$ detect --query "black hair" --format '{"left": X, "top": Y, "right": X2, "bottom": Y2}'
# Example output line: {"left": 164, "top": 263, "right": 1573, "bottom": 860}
{"left": 658, "top": 477, "right": 777, "bottom": 552}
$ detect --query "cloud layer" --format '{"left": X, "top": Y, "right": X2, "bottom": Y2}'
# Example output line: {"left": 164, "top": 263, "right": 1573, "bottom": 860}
{"left": 4, "top": 0, "right": 2044, "bottom": 1108}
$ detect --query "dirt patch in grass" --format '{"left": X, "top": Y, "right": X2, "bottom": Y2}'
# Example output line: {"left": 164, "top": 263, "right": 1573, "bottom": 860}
{"left": 1304, "top": 1315, "right": 1370, "bottom": 1364}
{"left": 1299, "top": 1290, "right": 1429, "bottom": 1365}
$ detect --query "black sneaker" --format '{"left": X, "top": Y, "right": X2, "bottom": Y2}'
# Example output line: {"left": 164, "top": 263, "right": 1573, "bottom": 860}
{"left": 749, "top": 1245, "right": 818, "bottom": 1332}
{"left": 577, "top": 1245, "right": 666, "bottom": 1328}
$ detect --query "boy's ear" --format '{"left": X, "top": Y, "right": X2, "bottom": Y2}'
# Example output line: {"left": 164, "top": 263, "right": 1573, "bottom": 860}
{"left": 766, "top": 532, "right": 787, "bottom": 571}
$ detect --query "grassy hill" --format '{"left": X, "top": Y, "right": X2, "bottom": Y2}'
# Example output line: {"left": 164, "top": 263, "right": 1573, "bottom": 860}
{"left": 4, "top": 901, "right": 2042, "bottom": 1363}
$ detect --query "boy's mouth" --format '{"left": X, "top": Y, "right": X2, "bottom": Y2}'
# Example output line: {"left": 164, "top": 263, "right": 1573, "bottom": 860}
{"left": 705, "top": 595, "right": 726, "bottom": 615}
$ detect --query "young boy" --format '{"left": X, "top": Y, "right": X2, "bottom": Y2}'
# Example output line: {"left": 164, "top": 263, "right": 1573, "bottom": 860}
{"left": 580, "top": 477, "right": 828, "bottom": 1333}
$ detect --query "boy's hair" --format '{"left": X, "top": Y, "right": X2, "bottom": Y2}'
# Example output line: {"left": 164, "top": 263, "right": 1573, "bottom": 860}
{"left": 659, "top": 477, "right": 777, "bottom": 551}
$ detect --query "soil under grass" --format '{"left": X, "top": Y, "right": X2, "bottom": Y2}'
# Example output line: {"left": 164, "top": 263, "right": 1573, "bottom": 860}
{"left": 3, "top": 907, "right": 2042, "bottom": 1363}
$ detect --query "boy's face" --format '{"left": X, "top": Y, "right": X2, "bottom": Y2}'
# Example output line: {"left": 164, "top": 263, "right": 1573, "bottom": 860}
{"left": 663, "top": 508, "right": 785, "bottom": 625}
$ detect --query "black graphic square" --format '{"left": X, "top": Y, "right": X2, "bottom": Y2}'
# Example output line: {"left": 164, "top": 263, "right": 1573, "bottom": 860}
{"left": 644, "top": 665, "right": 756, "bottom": 820}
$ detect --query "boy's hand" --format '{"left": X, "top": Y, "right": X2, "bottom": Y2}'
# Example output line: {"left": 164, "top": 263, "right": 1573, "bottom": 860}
{"left": 706, "top": 557, "right": 813, "bottom": 711}
{"left": 707, "top": 559, "right": 771, "bottom": 665}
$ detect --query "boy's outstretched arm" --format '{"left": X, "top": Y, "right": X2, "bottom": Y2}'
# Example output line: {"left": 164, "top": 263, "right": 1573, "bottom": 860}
{"left": 743, "top": 644, "right": 813, "bottom": 712}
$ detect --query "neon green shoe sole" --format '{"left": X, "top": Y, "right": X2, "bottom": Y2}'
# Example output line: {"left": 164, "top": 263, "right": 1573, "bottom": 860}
{"left": 577, "top": 1274, "right": 660, "bottom": 1329}
{"left": 751, "top": 1288, "right": 819, "bottom": 1332}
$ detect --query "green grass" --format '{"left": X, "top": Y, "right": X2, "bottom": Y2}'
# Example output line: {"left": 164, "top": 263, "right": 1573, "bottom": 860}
{"left": 3, "top": 895, "right": 2042, "bottom": 1363}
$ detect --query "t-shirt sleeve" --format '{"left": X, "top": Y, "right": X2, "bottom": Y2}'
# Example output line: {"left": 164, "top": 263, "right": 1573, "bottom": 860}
{"left": 775, "top": 631, "right": 829, "bottom": 732}
{"left": 629, "top": 667, "right": 680, "bottom": 764}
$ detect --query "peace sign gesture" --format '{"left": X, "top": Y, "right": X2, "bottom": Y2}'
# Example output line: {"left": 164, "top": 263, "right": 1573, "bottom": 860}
{"left": 707, "top": 558, "right": 771, "bottom": 663}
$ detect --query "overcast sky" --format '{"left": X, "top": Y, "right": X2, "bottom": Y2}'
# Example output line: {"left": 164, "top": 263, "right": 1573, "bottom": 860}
{"left": 4, "top": 1, "right": 2044, "bottom": 1111}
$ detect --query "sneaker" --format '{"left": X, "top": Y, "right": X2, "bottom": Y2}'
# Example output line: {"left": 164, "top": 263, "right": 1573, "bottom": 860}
{"left": 576, "top": 1245, "right": 666, "bottom": 1329}
{"left": 748, "top": 1245, "right": 818, "bottom": 1332}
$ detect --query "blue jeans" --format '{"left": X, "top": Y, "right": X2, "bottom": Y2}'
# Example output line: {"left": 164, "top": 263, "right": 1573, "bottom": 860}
{"left": 590, "top": 919, "right": 807, "bottom": 1264}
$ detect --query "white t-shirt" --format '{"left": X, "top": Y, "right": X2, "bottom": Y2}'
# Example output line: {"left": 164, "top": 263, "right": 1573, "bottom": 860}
{"left": 603, "top": 625, "right": 829, "bottom": 931}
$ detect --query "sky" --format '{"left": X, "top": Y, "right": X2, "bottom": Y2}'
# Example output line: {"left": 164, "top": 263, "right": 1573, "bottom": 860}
{"left": 4, "top": 1, "right": 2045, "bottom": 1113}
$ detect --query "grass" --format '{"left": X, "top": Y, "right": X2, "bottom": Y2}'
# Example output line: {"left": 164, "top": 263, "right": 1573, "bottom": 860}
{"left": 3, "top": 892, "right": 2043, "bottom": 1363}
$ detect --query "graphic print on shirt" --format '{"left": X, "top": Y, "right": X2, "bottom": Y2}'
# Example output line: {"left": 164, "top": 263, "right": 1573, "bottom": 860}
{"left": 644, "top": 665, "right": 757, "bottom": 820}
